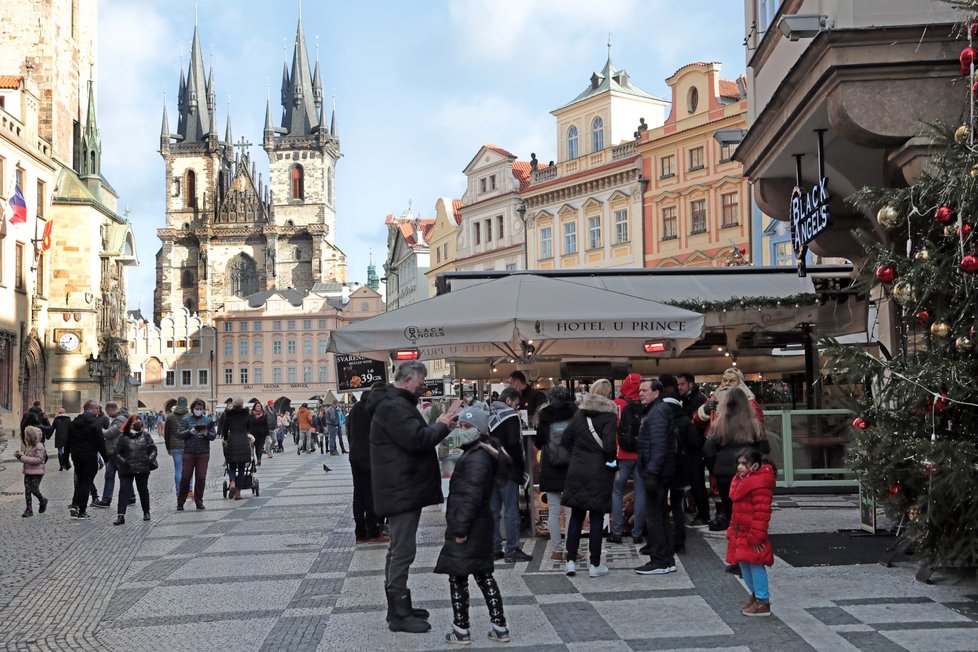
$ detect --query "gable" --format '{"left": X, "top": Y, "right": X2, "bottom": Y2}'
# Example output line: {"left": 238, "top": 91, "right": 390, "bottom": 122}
{"left": 463, "top": 144, "right": 518, "bottom": 174}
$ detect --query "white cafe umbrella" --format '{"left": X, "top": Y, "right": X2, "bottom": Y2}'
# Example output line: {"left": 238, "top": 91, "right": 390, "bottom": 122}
{"left": 329, "top": 274, "right": 704, "bottom": 361}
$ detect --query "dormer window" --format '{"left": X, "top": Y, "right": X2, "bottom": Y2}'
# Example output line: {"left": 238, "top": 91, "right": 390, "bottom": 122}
{"left": 687, "top": 87, "right": 699, "bottom": 114}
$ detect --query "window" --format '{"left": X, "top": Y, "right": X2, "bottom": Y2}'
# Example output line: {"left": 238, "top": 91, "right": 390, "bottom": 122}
{"left": 132, "top": 371, "right": 142, "bottom": 384}
{"left": 165, "top": 370, "right": 176, "bottom": 386}
{"left": 436, "top": 248, "right": 441, "bottom": 264}
{"left": 567, "top": 125, "right": 579, "bottom": 159}
{"left": 318, "top": 319, "right": 327, "bottom": 329}
{"left": 36, "top": 179, "right": 45, "bottom": 217}
{"left": 14, "top": 243, "right": 24, "bottom": 291}
{"left": 185, "top": 170, "right": 196, "bottom": 208}
{"left": 443, "top": 243, "right": 449, "bottom": 259}
{"left": 239, "top": 341, "right": 248, "bottom": 357}
{"left": 303, "top": 319, "right": 312, "bottom": 330}
{"left": 181, "top": 370, "right": 192, "bottom": 385}
{"left": 273, "top": 367, "right": 282, "bottom": 383}
{"left": 662, "top": 207, "right": 678, "bottom": 239}
{"left": 273, "top": 320, "right": 282, "bottom": 330}
{"left": 688, "top": 87, "right": 699, "bottom": 113}
{"left": 756, "top": 0, "right": 786, "bottom": 34}
{"left": 291, "top": 164, "right": 304, "bottom": 200}
{"left": 287, "top": 367, "right": 297, "bottom": 383}
{"left": 660, "top": 155, "right": 675, "bottom": 178}
{"left": 198, "top": 369, "right": 208, "bottom": 386}
{"left": 318, "top": 339, "right": 328, "bottom": 354}
{"left": 479, "top": 178, "right": 487, "bottom": 194}
{"left": 720, "top": 142, "right": 736, "bottom": 162}
{"left": 506, "top": 263, "right": 517, "bottom": 271}
{"left": 223, "top": 322, "right": 233, "bottom": 332}
{"left": 497, "top": 215, "right": 504, "bottom": 240}
{"left": 254, "top": 340, "right": 263, "bottom": 356}
{"left": 254, "top": 367, "right": 263, "bottom": 384}
{"left": 474, "top": 222, "right": 481, "bottom": 246}
{"left": 587, "top": 215, "right": 601, "bottom": 250}
{"left": 303, "top": 366, "right": 312, "bottom": 383}
{"left": 485, "top": 218, "right": 492, "bottom": 242}
{"left": 253, "top": 321, "right": 262, "bottom": 332}
{"left": 224, "top": 368, "right": 233, "bottom": 384}
{"left": 181, "top": 269, "right": 194, "bottom": 288}
{"left": 591, "top": 116, "right": 604, "bottom": 152}
{"left": 319, "top": 366, "right": 328, "bottom": 382}
{"left": 613, "top": 209, "right": 628, "bottom": 244}
{"left": 287, "top": 320, "right": 296, "bottom": 330}
{"left": 562, "top": 222, "right": 577, "bottom": 255}
{"left": 540, "top": 227, "right": 553, "bottom": 259}
{"left": 286, "top": 339, "right": 296, "bottom": 355}
{"left": 240, "top": 368, "right": 248, "bottom": 384}
{"left": 489, "top": 175, "right": 496, "bottom": 190}
{"left": 303, "top": 339, "right": 312, "bottom": 356}
{"left": 775, "top": 240, "right": 793, "bottom": 266}
{"left": 35, "top": 252, "right": 45, "bottom": 297}
{"left": 721, "top": 192, "right": 739, "bottom": 227}
{"left": 273, "top": 340, "right": 282, "bottom": 355}
{"left": 239, "top": 321, "right": 248, "bottom": 332}
{"left": 15, "top": 167, "right": 24, "bottom": 190}
{"left": 0, "top": 334, "right": 11, "bottom": 409}
{"left": 690, "top": 199, "right": 707, "bottom": 233}
{"left": 689, "top": 147, "right": 704, "bottom": 170}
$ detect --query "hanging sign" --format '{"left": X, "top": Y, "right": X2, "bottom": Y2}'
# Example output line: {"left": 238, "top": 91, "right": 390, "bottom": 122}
{"left": 335, "top": 355, "right": 387, "bottom": 392}
{"left": 790, "top": 129, "right": 832, "bottom": 277}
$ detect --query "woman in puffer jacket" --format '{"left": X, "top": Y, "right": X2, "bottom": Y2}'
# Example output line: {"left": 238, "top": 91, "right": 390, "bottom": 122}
{"left": 178, "top": 398, "right": 216, "bottom": 510}
{"left": 113, "top": 415, "right": 158, "bottom": 525}
{"left": 726, "top": 448, "right": 776, "bottom": 617}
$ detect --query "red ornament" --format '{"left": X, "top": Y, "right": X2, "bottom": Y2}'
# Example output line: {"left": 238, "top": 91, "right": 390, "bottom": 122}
{"left": 739, "top": 247, "right": 747, "bottom": 255}
{"left": 935, "top": 206, "right": 954, "bottom": 225}
{"left": 875, "top": 265, "right": 897, "bottom": 285}
{"left": 929, "top": 393, "right": 951, "bottom": 415}
{"left": 851, "top": 417, "right": 869, "bottom": 430}
{"left": 958, "top": 223, "right": 973, "bottom": 238}
{"left": 916, "top": 309, "right": 933, "bottom": 326}
{"left": 972, "top": 80, "right": 978, "bottom": 97}
{"left": 962, "top": 254, "right": 978, "bottom": 274}
{"left": 961, "top": 47, "right": 978, "bottom": 75}
{"left": 888, "top": 484, "right": 901, "bottom": 497}
{"left": 972, "top": 21, "right": 978, "bottom": 39}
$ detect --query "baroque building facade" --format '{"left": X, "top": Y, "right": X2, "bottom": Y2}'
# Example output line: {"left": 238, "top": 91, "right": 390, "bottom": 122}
{"left": 155, "top": 19, "right": 346, "bottom": 325}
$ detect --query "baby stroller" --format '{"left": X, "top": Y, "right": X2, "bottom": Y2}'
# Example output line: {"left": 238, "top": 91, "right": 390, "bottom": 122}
{"left": 223, "top": 458, "right": 260, "bottom": 499}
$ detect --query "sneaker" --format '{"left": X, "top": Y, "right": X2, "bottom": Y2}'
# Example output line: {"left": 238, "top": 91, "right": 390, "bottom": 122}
{"left": 634, "top": 562, "right": 677, "bottom": 575}
{"left": 550, "top": 550, "right": 565, "bottom": 561}
{"left": 588, "top": 564, "right": 609, "bottom": 578}
{"left": 69, "top": 506, "right": 79, "bottom": 518}
{"left": 493, "top": 551, "right": 505, "bottom": 561}
{"left": 445, "top": 627, "right": 471, "bottom": 645}
{"left": 92, "top": 500, "right": 110, "bottom": 509}
{"left": 72, "top": 511, "right": 91, "bottom": 520}
{"left": 368, "top": 534, "right": 390, "bottom": 544}
{"left": 742, "top": 600, "right": 771, "bottom": 617}
{"left": 565, "top": 560, "right": 576, "bottom": 576}
{"left": 631, "top": 535, "right": 644, "bottom": 545}
{"left": 195, "top": 503, "right": 206, "bottom": 510}
{"left": 740, "top": 594, "right": 758, "bottom": 611}
{"left": 487, "top": 627, "right": 511, "bottom": 643}
{"left": 689, "top": 518, "right": 710, "bottom": 528}
{"left": 504, "top": 549, "right": 532, "bottom": 563}
{"left": 143, "top": 512, "right": 151, "bottom": 521}
{"left": 607, "top": 534, "right": 623, "bottom": 544}
{"left": 38, "top": 498, "right": 48, "bottom": 514}
{"left": 22, "top": 509, "right": 33, "bottom": 518}
{"left": 176, "top": 503, "right": 185, "bottom": 511}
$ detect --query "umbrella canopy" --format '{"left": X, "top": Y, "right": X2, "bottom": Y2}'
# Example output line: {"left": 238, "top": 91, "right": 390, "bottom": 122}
{"left": 329, "top": 274, "right": 704, "bottom": 361}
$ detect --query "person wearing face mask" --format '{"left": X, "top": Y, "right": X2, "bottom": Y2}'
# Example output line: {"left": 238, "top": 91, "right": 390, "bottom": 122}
{"left": 370, "top": 360, "right": 459, "bottom": 634}
{"left": 177, "top": 399, "right": 216, "bottom": 510}
{"left": 112, "top": 415, "right": 158, "bottom": 524}
{"left": 248, "top": 403, "right": 270, "bottom": 466}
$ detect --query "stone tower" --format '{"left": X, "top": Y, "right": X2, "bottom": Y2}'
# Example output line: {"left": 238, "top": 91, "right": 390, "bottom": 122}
{"left": 263, "top": 18, "right": 346, "bottom": 290}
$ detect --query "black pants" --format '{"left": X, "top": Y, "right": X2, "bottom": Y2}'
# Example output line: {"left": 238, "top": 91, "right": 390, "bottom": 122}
{"left": 71, "top": 455, "right": 99, "bottom": 514}
{"left": 716, "top": 477, "right": 733, "bottom": 522}
{"left": 24, "top": 475, "right": 44, "bottom": 509}
{"left": 58, "top": 447, "right": 70, "bottom": 470}
{"left": 669, "top": 488, "right": 687, "bottom": 547}
{"left": 351, "top": 459, "right": 381, "bottom": 539}
{"left": 565, "top": 508, "right": 603, "bottom": 566}
{"left": 644, "top": 478, "right": 675, "bottom": 567}
{"left": 687, "top": 455, "right": 710, "bottom": 521}
{"left": 118, "top": 473, "right": 150, "bottom": 515}
{"left": 449, "top": 573, "right": 506, "bottom": 630}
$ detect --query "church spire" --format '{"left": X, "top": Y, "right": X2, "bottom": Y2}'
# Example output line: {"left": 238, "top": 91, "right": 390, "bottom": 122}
{"left": 312, "top": 60, "right": 323, "bottom": 109}
{"left": 330, "top": 95, "right": 337, "bottom": 139}
{"left": 280, "top": 18, "right": 318, "bottom": 136}
{"left": 177, "top": 26, "right": 213, "bottom": 142}
{"left": 80, "top": 76, "right": 101, "bottom": 179}
{"left": 160, "top": 101, "right": 170, "bottom": 152}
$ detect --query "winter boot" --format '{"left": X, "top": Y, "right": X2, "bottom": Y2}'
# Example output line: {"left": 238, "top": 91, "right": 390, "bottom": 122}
{"left": 383, "top": 583, "right": 429, "bottom": 621}
{"left": 386, "top": 588, "right": 431, "bottom": 633}
{"left": 113, "top": 514, "right": 125, "bottom": 526}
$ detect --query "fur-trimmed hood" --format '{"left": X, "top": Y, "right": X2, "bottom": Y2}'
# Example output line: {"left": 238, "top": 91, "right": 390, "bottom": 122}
{"left": 579, "top": 393, "right": 617, "bottom": 414}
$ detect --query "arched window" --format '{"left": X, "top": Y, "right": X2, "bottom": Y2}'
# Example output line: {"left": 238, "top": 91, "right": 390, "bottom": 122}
{"left": 181, "top": 269, "right": 194, "bottom": 288}
{"left": 186, "top": 170, "right": 197, "bottom": 208}
{"left": 291, "top": 164, "right": 304, "bottom": 200}
{"left": 227, "top": 254, "right": 258, "bottom": 298}
{"left": 567, "top": 125, "right": 579, "bottom": 160}
{"left": 591, "top": 117, "right": 604, "bottom": 152}
{"left": 688, "top": 87, "right": 699, "bottom": 114}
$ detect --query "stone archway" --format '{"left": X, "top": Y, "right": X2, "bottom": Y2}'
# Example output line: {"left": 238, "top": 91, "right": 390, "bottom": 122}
{"left": 226, "top": 253, "right": 258, "bottom": 298}
{"left": 21, "top": 333, "right": 45, "bottom": 413}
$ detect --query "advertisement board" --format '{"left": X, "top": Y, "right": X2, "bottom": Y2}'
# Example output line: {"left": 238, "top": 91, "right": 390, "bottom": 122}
{"left": 335, "top": 355, "right": 387, "bottom": 392}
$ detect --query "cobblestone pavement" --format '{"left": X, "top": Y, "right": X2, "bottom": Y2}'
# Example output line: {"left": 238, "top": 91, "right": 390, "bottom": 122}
{"left": 1, "top": 438, "right": 975, "bottom": 651}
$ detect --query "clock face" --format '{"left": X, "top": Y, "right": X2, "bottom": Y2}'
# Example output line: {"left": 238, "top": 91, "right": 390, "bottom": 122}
{"left": 58, "top": 332, "right": 80, "bottom": 352}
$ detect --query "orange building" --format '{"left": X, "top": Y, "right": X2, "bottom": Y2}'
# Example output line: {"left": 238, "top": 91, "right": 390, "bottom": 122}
{"left": 637, "top": 62, "right": 751, "bottom": 268}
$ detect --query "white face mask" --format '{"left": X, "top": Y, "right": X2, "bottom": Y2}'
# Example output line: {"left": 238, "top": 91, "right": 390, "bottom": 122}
{"left": 193, "top": 409, "right": 203, "bottom": 417}
{"left": 456, "top": 426, "right": 481, "bottom": 446}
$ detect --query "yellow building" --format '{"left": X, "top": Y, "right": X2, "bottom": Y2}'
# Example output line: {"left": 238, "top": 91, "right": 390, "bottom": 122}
{"left": 637, "top": 62, "right": 752, "bottom": 268}
{"left": 523, "top": 53, "right": 668, "bottom": 270}
{"left": 425, "top": 197, "right": 462, "bottom": 297}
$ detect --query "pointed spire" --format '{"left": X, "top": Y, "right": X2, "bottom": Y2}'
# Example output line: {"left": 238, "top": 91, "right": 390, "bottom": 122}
{"left": 330, "top": 95, "right": 337, "bottom": 138}
{"left": 161, "top": 103, "right": 170, "bottom": 140}
{"left": 224, "top": 111, "right": 232, "bottom": 147}
{"left": 80, "top": 76, "right": 102, "bottom": 187}
{"left": 312, "top": 60, "right": 323, "bottom": 108}
{"left": 264, "top": 98, "right": 274, "bottom": 132}
{"left": 178, "top": 26, "right": 213, "bottom": 142}
{"left": 280, "top": 60, "right": 289, "bottom": 103}
{"left": 280, "top": 17, "right": 318, "bottom": 136}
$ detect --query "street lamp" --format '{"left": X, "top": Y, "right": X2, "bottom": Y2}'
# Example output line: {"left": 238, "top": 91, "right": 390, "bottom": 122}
{"left": 516, "top": 199, "right": 528, "bottom": 270}
{"left": 86, "top": 351, "right": 119, "bottom": 404}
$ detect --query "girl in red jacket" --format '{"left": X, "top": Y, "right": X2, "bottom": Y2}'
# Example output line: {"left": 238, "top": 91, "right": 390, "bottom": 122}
{"left": 726, "top": 448, "right": 775, "bottom": 617}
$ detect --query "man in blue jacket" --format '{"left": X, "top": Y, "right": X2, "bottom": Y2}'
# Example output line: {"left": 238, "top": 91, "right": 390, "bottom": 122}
{"left": 634, "top": 378, "right": 677, "bottom": 575}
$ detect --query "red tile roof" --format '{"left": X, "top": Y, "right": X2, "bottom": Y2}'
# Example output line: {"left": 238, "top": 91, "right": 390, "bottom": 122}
{"left": 0, "top": 75, "right": 22, "bottom": 90}
{"left": 484, "top": 144, "right": 517, "bottom": 159}
{"left": 719, "top": 79, "right": 742, "bottom": 99}
{"left": 451, "top": 199, "right": 463, "bottom": 225}
{"left": 394, "top": 218, "right": 436, "bottom": 247}
{"left": 511, "top": 161, "right": 532, "bottom": 191}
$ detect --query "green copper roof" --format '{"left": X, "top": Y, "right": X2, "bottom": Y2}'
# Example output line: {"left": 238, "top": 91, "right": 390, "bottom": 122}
{"left": 558, "top": 55, "right": 664, "bottom": 110}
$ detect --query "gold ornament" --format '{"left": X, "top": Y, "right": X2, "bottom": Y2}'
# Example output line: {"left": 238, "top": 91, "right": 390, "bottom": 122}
{"left": 908, "top": 505, "right": 919, "bottom": 522}
{"left": 931, "top": 321, "right": 952, "bottom": 338}
{"left": 955, "top": 124, "right": 971, "bottom": 143}
{"left": 877, "top": 205, "right": 901, "bottom": 229}
{"left": 971, "top": 163, "right": 978, "bottom": 178}
{"left": 945, "top": 224, "right": 958, "bottom": 237}
{"left": 914, "top": 248, "right": 931, "bottom": 261}
{"left": 892, "top": 281, "right": 914, "bottom": 305}
{"left": 956, "top": 336, "right": 973, "bottom": 351}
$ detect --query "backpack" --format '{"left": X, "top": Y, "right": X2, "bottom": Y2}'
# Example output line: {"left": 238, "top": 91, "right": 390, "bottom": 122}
{"left": 481, "top": 440, "right": 513, "bottom": 488}
{"left": 544, "top": 419, "right": 572, "bottom": 467}
{"left": 617, "top": 399, "right": 644, "bottom": 453}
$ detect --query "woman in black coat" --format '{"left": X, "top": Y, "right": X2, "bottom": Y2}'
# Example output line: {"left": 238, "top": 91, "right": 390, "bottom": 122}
{"left": 560, "top": 380, "right": 618, "bottom": 577}
{"left": 434, "top": 406, "right": 510, "bottom": 644}
{"left": 113, "top": 415, "right": 157, "bottom": 525}
{"left": 248, "top": 403, "right": 270, "bottom": 466}
{"left": 533, "top": 386, "right": 578, "bottom": 559}
{"left": 221, "top": 399, "right": 254, "bottom": 499}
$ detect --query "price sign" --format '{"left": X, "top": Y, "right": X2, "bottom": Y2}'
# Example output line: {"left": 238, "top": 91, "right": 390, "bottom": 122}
{"left": 335, "top": 355, "right": 387, "bottom": 392}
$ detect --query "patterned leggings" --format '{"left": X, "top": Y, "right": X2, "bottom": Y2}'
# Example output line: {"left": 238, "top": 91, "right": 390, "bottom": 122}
{"left": 24, "top": 475, "right": 44, "bottom": 509}
{"left": 449, "top": 573, "right": 506, "bottom": 631}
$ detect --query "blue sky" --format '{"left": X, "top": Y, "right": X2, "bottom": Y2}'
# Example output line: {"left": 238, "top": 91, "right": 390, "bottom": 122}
{"left": 97, "top": 0, "right": 746, "bottom": 314}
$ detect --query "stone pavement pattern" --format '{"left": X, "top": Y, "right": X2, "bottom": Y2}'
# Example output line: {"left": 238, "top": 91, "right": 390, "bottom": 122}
{"left": 1, "top": 439, "right": 976, "bottom": 651}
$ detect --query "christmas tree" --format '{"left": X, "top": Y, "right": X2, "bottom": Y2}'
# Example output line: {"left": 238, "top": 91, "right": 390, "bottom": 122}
{"left": 826, "top": 4, "right": 978, "bottom": 567}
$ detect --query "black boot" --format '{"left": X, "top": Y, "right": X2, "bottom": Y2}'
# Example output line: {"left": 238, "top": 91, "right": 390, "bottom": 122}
{"left": 113, "top": 514, "right": 125, "bottom": 526}
{"left": 386, "top": 588, "right": 431, "bottom": 633}
{"left": 384, "top": 584, "right": 429, "bottom": 622}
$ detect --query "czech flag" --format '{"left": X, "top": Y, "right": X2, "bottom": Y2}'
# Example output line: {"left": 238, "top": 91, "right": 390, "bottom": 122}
{"left": 5, "top": 183, "right": 27, "bottom": 224}
{"left": 41, "top": 219, "right": 53, "bottom": 251}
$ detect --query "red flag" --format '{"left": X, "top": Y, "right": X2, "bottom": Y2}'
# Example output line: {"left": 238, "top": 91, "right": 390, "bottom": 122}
{"left": 41, "top": 219, "right": 53, "bottom": 251}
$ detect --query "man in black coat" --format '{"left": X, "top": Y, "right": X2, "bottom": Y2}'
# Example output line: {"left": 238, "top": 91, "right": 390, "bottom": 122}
{"left": 488, "top": 387, "right": 532, "bottom": 562}
{"left": 66, "top": 399, "right": 108, "bottom": 519}
{"left": 52, "top": 408, "right": 72, "bottom": 471}
{"left": 659, "top": 374, "right": 692, "bottom": 554}
{"left": 348, "top": 381, "right": 387, "bottom": 544}
{"left": 370, "top": 361, "right": 458, "bottom": 633}
{"left": 678, "top": 372, "right": 710, "bottom": 526}
{"left": 634, "top": 379, "right": 677, "bottom": 575}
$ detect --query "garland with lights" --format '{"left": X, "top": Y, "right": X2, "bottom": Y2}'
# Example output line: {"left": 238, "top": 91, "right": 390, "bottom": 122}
{"left": 666, "top": 293, "right": 818, "bottom": 313}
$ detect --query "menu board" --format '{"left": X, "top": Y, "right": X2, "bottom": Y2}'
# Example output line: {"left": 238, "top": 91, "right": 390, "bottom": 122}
{"left": 335, "top": 355, "right": 387, "bottom": 392}
{"left": 422, "top": 379, "right": 446, "bottom": 398}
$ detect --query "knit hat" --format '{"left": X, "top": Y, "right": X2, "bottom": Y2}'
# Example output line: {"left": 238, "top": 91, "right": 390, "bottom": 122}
{"left": 620, "top": 373, "right": 642, "bottom": 400}
{"left": 458, "top": 405, "right": 489, "bottom": 435}
{"left": 176, "top": 397, "right": 188, "bottom": 407}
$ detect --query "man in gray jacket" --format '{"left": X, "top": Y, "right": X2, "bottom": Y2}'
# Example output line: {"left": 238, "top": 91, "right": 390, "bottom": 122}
{"left": 92, "top": 401, "right": 128, "bottom": 508}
